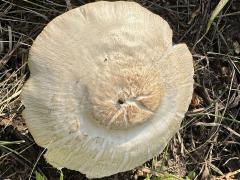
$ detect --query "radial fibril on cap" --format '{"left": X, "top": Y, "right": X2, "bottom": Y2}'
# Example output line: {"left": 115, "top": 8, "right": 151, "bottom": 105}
{"left": 21, "top": 1, "right": 194, "bottom": 178}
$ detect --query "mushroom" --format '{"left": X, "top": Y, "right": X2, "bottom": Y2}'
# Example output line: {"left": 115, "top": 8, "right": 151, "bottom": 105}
{"left": 21, "top": 1, "right": 194, "bottom": 178}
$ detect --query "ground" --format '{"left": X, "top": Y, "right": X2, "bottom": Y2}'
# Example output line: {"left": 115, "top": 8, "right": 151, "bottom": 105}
{"left": 0, "top": 0, "right": 239, "bottom": 180}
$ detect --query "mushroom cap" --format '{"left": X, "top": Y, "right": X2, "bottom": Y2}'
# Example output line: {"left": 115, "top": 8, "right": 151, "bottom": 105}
{"left": 21, "top": 1, "right": 194, "bottom": 178}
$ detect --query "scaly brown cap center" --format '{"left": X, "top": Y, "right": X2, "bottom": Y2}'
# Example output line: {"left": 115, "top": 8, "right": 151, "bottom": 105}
{"left": 88, "top": 62, "right": 164, "bottom": 130}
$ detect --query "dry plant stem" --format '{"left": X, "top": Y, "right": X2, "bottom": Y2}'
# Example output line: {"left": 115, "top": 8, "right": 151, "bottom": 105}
{"left": 65, "top": 0, "right": 72, "bottom": 10}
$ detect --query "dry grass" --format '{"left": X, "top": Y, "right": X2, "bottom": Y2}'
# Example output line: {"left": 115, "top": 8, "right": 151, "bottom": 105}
{"left": 0, "top": 0, "right": 239, "bottom": 179}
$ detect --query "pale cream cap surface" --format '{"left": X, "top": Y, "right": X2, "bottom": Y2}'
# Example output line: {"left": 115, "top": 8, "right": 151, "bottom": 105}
{"left": 21, "top": 1, "right": 194, "bottom": 178}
